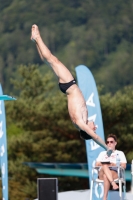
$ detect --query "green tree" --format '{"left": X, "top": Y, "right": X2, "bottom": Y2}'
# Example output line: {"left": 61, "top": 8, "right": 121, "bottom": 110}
{"left": 6, "top": 64, "right": 87, "bottom": 199}
{"left": 4, "top": 64, "right": 133, "bottom": 199}
{"left": 100, "top": 85, "right": 133, "bottom": 161}
{"left": 95, "top": 40, "right": 133, "bottom": 93}
{"left": 1, "top": 0, "right": 133, "bottom": 94}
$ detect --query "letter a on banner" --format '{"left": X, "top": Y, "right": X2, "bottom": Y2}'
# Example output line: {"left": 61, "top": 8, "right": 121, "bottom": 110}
{"left": 0, "top": 84, "right": 16, "bottom": 200}
{"left": 75, "top": 65, "right": 105, "bottom": 200}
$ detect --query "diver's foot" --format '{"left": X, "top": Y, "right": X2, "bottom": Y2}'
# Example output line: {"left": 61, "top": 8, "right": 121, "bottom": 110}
{"left": 107, "top": 149, "right": 113, "bottom": 157}
{"left": 31, "top": 24, "right": 40, "bottom": 42}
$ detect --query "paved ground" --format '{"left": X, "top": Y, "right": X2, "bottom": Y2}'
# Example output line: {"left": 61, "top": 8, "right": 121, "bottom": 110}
{"left": 58, "top": 190, "right": 133, "bottom": 200}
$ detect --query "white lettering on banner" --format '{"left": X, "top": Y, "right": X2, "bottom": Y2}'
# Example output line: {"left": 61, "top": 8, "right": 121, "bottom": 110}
{"left": 95, "top": 183, "right": 104, "bottom": 198}
{"left": 88, "top": 114, "right": 97, "bottom": 122}
{"left": 90, "top": 141, "right": 100, "bottom": 150}
{"left": 0, "top": 101, "right": 2, "bottom": 114}
{"left": 86, "top": 93, "right": 95, "bottom": 107}
{"left": 92, "top": 160, "right": 96, "bottom": 167}
{"left": 92, "top": 161, "right": 104, "bottom": 198}
{"left": 1, "top": 144, "right": 5, "bottom": 157}
{"left": 88, "top": 114, "right": 100, "bottom": 150}
{"left": 91, "top": 160, "right": 98, "bottom": 176}
{"left": 88, "top": 114, "right": 98, "bottom": 130}
{"left": 91, "top": 160, "right": 104, "bottom": 198}
{"left": 0, "top": 121, "right": 3, "bottom": 138}
{"left": 2, "top": 163, "right": 5, "bottom": 178}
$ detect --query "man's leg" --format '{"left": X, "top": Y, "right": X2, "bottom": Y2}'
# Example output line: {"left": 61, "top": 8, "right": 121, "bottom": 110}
{"left": 99, "top": 168, "right": 119, "bottom": 200}
{"left": 31, "top": 24, "right": 74, "bottom": 83}
{"left": 101, "top": 165, "right": 119, "bottom": 190}
{"left": 99, "top": 170, "right": 110, "bottom": 200}
{"left": 103, "top": 174, "right": 110, "bottom": 200}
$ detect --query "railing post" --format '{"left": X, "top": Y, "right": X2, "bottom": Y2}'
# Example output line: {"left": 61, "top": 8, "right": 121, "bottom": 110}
{"left": 131, "top": 160, "right": 133, "bottom": 194}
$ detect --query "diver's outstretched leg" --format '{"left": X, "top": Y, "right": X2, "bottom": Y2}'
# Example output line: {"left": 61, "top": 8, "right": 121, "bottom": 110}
{"left": 31, "top": 24, "right": 74, "bottom": 84}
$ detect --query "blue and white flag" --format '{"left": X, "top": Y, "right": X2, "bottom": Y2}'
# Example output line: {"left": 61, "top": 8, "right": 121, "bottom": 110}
{"left": 75, "top": 65, "right": 105, "bottom": 200}
{"left": 0, "top": 85, "right": 8, "bottom": 200}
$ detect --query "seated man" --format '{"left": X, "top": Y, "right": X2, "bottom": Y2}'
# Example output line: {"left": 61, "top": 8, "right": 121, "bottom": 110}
{"left": 95, "top": 134, "right": 127, "bottom": 200}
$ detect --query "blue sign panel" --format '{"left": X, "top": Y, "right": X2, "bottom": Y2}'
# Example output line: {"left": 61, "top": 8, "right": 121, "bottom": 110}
{"left": 0, "top": 85, "right": 8, "bottom": 200}
{"left": 75, "top": 65, "right": 105, "bottom": 200}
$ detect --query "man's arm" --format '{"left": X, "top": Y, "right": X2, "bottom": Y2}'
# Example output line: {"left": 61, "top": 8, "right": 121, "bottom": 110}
{"left": 95, "top": 161, "right": 102, "bottom": 166}
{"left": 119, "top": 151, "right": 127, "bottom": 169}
{"left": 120, "top": 162, "right": 126, "bottom": 169}
{"left": 76, "top": 119, "right": 108, "bottom": 151}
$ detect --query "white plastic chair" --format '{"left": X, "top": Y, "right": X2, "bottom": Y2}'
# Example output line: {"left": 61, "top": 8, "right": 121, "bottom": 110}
{"left": 90, "top": 166, "right": 127, "bottom": 200}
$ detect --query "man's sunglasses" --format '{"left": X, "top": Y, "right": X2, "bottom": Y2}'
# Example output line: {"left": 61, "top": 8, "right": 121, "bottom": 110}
{"left": 106, "top": 140, "right": 114, "bottom": 144}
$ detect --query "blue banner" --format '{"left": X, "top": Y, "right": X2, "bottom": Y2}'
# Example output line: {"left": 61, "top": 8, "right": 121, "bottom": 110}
{"left": 0, "top": 85, "right": 8, "bottom": 200}
{"left": 75, "top": 65, "right": 105, "bottom": 200}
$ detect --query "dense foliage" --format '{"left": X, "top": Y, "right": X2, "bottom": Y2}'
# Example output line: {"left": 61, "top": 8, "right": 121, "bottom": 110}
{"left": 1, "top": 65, "right": 132, "bottom": 199}
{"left": 0, "top": 0, "right": 133, "bottom": 93}
{"left": 5, "top": 65, "right": 88, "bottom": 199}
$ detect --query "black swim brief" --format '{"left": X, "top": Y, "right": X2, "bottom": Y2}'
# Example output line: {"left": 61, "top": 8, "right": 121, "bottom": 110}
{"left": 80, "top": 130, "right": 92, "bottom": 140}
{"left": 59, "top": 79, "right": 76, "bottom": 94}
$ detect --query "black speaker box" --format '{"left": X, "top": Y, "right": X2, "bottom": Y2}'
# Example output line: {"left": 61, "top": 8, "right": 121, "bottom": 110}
{"left": 37, "top": 178, "right": 58, "bottom": 200}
